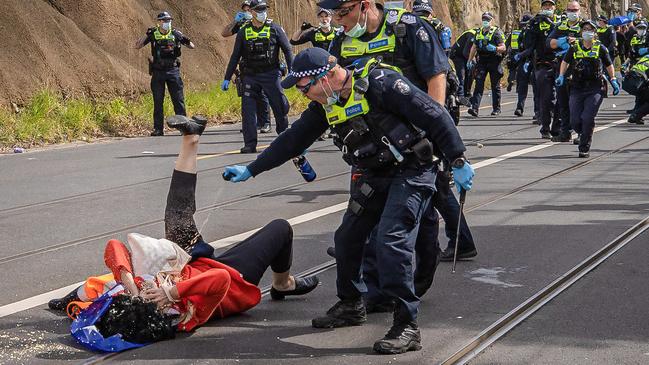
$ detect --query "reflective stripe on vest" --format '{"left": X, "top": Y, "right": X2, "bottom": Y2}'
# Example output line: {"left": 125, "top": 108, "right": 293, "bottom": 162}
{"left": 597, "top": 25, "right": 611, "bottom": 34}
{"left": 510, "top": 30, "right": 521, "bottom": 50}
{"left": 340, "top": 8, "right": 406, "bottom": 58}
{"left": 244, "top": 25, "right": 271, "bottom": 40}
{"left": 556, "top": 21, "right": 581, "bottom": 34}
{"left": 154, "top": 28, "right": 175, "bottom": 41}
{"left": 324, "top": 78, "right": 370, "bottom": 126}
{"left": 574, "top": 41, "right": 601, "bottom": 59}
{"left": 632, "top": 56, "right": 649, "bottom": 74}
{"left": 630, "top": 35, "right": 644, "bottom": 46}
{"left": 314, "top": 30, "right": 336, "bottom": 42}
{"left": 475, "top": 26, "right": 498, "bottom": 42}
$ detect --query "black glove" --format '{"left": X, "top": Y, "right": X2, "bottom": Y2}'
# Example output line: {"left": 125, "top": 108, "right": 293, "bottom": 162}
{"left": 301, "top": 22, "right": 313, "bottom": 31}
{"left": 146, "top": 27, "right": 155, "bottom": 36}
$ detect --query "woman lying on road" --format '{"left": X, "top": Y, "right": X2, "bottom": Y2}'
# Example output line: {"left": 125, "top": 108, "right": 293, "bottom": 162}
{"left": 48, "top": 116, "right": 319, "bottom": 343}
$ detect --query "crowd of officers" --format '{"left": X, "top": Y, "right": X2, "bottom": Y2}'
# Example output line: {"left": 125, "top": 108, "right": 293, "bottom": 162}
{"left": 133, "top": 0, "right": 649, "bottom": 356}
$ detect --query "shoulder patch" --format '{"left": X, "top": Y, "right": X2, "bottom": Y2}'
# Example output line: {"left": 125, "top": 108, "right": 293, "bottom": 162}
{"left": 392, "top": 78, "right": 411, "bottom": 95}
{"left": 416, "top": 27, "right": 430, "bottom": 42}
{"left": 387, "top": 9, "right": 400, "bottom": 24}
{"left": 401, "top": 14, "right": 417, "bottom": 25}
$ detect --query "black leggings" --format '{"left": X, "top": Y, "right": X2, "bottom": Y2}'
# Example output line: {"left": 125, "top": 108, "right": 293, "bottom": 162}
{"left": 165, "top": 170, "right": 293, "bottom": 285}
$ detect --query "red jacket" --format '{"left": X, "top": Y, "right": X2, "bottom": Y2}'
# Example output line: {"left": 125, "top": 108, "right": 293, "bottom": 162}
{"left": 104, "top": 239, "right": 261, "bottom": 332}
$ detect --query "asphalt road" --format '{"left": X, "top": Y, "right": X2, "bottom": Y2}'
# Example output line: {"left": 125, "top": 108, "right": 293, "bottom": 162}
{"left": 0, "top": 91, "right": 647, "bottom": 365}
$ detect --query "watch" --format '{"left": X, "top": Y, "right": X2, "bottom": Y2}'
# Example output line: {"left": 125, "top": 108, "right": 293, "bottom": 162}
{"left": 451, "top": 156, "right": 467, "bottom": 169}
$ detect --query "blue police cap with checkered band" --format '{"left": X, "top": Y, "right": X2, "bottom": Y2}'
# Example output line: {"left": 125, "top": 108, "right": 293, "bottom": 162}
{"left": 281, "top": 47, "right": 336, "bottom": 89}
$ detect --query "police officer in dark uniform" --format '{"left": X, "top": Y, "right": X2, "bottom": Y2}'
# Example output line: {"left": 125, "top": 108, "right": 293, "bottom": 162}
{"left": 596, "top": 15, "right": 617, "bottom": 60}
{"left": 223, "top": 47, "right": 474, "bottom": 354}
{"left": 466, "top": 12, "right": 507, "bottom": 116}
{"left": 508, "top": 14, "right": 538, "bottom": 117}
{"left": 291, "top": 8, "right": 338, "bottom": 50}
{"left": 625, "top": 20, "right": 649, "bottom": 66}
{"left": 521, "top": 1, "right": 557, "bottom": 137}
{"left": 547, "top": 1, "right": 583, "bottom": 142}
{"left": 555, "top": 20, "right": 620, "bottom": 158}
{"left": 222, "top": 0, "right": 272, "bottom": 134}
{"left": 623, "top": 55, "right": 649, "bottom": 125}
{"left": 451, "top": 27, "right": 479, "bottom": 105}
{"left": 135, "top": 12, "right": 195, "bottom": 136}
{"left": 625, "top": 3, "right": 647, "bottom": 40}
{"left": 223, "top": 0, "right": 293, "bottom": 153}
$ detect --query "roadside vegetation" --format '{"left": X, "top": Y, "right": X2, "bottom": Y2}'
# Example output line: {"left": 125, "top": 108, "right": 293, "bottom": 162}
{"left": 0, "top": 87, "right": 311, "bottom": 151}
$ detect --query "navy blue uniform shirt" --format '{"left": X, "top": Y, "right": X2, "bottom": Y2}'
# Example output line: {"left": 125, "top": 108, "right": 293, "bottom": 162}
{"left": 521, "top": 14, "right": 556, "bottom": 65}
{"left": 247, "top": 67, "right": 465, "bottom": 177}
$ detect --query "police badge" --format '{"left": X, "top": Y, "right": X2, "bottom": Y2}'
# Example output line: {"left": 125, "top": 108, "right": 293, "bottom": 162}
{"left": 392, "top": 79, "right": 411, "bottom": 95}
{"left": 416, "top": 27, "right": 430, "bottom": 42}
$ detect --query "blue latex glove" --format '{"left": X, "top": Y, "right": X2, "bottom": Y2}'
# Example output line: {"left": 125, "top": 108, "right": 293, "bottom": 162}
{"left": 513, "top": 53, "right": 522, "bottom": 62}
{"left": 452, "top": 162, "right": 475, "bottom": 193}
{"left": 611, "top": 79, "right": 620, "bottom": 95}
{"left": 638, "top": 47, "right": 649, "bottom": 56}
{"left": 467, "top": 60, "right": 476, "bottom": 71}
{"left": 556, "top": 37, "right": 570, "bottom": 50}
{"left": 486, "top": 44, "right": 497, "bottom": 52}
{"left": 523, "top": 61, "right": 530, "bottom": 73}
{"left": 555, "top": 75, "right": 565, "bottom": 87}
{"left": 221, "top": 80, "right": 230, "bottom": 91}
{"left": 223, "top": 165, "right": 252, "bottom": 182}
{"left": 234, "top": 11, "right": 246, "bottom": 22}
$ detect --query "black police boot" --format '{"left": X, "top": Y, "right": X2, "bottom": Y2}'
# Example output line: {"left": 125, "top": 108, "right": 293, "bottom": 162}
{"left": 439, "top": 247, "right": 477, "bottom": 262}
{"left": 579, "top": 151, "right": 590, "bottom": 158}
{"left": 48, "top": 287, "right": 81, "bottom": 311}
{"left": 551, "top": 134, "right": 571, "bottom": 143}
{"left": 166, "top": 115, "right": 207, "bottom": 136}
{"left": 240, "top": 146, "right": 257, "bottom": 154}
{"left": 326, "top": 246, "right": 336, "bottom": 258}
{"left": 366, "top": 299, "right": 396, "bottom": 314}
{"left": 150, "top": 129, "right": 164, "bottom": 136}
{"left": 514, "top": 108, "right": 523, "bottom": 117}
{"left": 507, "top": 82, "right": 513, "bottom": 92}
{"left": 467, "top": 108, "right": 479, "bottom": 117}
{"left": 270, "top": 276, "right": 319, "bottom": 300}
{"left": 373, "top": 319, "right": 422, "bottom": 354}
{"left": 540, "top": 132, "right": 552, "bottom": 139}
{"left": 259, "top": 123, "right": 272, "bottom": 133}
{"left": 491, "top": 109, "right": 501, "bottom": 116}
{"left": 628, "top": 115, "right": 645, "bottom": 125}
{"left": 312, "top": 298, "right": 366, "bottom": 328}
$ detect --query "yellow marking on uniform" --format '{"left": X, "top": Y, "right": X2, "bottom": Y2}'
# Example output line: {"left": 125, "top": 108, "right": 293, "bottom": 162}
{"left": 196, "top": 144, "right": 270, "bottom": 161}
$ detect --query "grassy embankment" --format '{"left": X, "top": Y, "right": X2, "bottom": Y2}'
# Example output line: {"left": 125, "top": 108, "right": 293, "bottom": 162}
{"left": 0, "top": 87, "right": 311, "bottom": 150}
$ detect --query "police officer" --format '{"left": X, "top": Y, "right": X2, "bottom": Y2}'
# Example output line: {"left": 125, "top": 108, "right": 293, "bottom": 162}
{"left": 547, "top": 1, "right": 583, "bottom": 142}
{"left": 623, "top": 55, "right": 649, "bottom": 125}
{"left": 291, "top": 8, "right": 338, "bottom": 50}
{"left": 222, "top": 47, "right": 474, "bottom": 354}
{"left": 135, "top": 12, "right": 195, "bottom": 136}
{"left": 222, "top": 0, "right": 293, "bottom": 153}
{"left": 222, "top": 0, "right": 272, "bottom": 134}
{"left": 521, "top": 1, "right": 557, "bottom": 137}
{"left": 625, "top": 21, "right": 649, "bottom": 66}
{"left": 467, "top": 12, "right": 507, "bottom": 116}
{"left": 625, "top": 3, "right": 647, "bottom": 39}
{"left": 555, "top": 20, "right": 620, "bottom": 158}
{"left": 451, "top": 27, "right": 479, "bottom": 106}
{"left": 596, "top": 15, "right": 617, "bottom": 60}
{"left": 508, "top": 14, "right": 538, "bottom": 117}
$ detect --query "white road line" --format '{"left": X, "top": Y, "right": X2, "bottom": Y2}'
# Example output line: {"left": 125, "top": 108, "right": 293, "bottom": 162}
{"left": 0, "top": 118, "right": 629, "bottom": 318}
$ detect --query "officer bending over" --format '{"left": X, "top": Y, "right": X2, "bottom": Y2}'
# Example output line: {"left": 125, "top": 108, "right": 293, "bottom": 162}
{"left": 135, "top": 12, "right": 195, "bottom": 137}
{"left": 555, "top": 20, "right": 619, "bottom": 158}
{"left": 467, "top": 12, "right": 507, "bottom": 117}
{"left": 222, "top": 0, "right": 293, "bottom": 153}
{"left": 222, "top": 48, "right": 474, "bottom": 354}
{"left": 623, "top": 55, "right": 649, "bottom": 125}
{"left": 450, "top": 27, "right": 479, "bottom": 106}
{"left": 291, "top": 8, "right": 338, "bottom": 50}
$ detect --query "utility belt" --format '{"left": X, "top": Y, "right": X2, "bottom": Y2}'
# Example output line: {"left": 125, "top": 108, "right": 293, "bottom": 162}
{"left": 239, "top": 62, "right": 278, "bottom": 76}
{"left": 149, "top": 58, "right": 180, "bottom": 73}
{"left": 622, "top": 71, "right": 648, "bottom": 95}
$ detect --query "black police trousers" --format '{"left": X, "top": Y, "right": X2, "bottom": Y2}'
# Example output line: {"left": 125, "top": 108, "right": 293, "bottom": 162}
{"left": 241, "top": 69, "right": 289, "bottom": 148}
{"left": 471, "top": 59, "right": 503, "bottom": 111}
{"left": 151, "top": 67, "right": 186, "bottom": 131}
{"left": 451, "top": 57, "right": 474, "bottom": 97}
{"left": 534, "top": 65, "right": 562, "bottom": 134}
{"left": 165, "top": 170, "right": 292, "bottom": 286}
{"left": 569, "top": 86, "right": 604, "bottom": 153}
{"left": 516, "top": 61, "right": 539, "bottom": 116}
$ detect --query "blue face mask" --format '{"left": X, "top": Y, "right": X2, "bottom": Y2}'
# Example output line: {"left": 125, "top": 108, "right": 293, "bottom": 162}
{"left": 255, "top": 11, "right": 267, "bottom": 23}
{"left": 628, "top": 12, "right": 637, "bottom": 21}
{"left": 244, "top": 11, "right": 253, "bottom": 20}
{"left": 161, "top": 21, "right": 171, "bottom": 31}
{"left": 582, "top": 31, "right": 595, "bottom": 41}
{"left": 482, "top": 20, "right": 491, "bottom": 28}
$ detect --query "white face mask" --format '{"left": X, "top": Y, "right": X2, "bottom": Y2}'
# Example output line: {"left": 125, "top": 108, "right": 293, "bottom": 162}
{"left": 638, "top": 28, "right": 647, "bottom": 37}
{"left": 319, "top": 19, "right": 331, "bottom": 28}
{"left": 255, "top": 11, "right": 267, "bottom": 23}
{"left": 582, "top": 31, "right": 595, "bottom": 41}
{"left": 345, "top": 6, "right": 368, "bottom": 38}
{"left": 244, "top": 11, "right": 253, "bottom": 20}
{"left": 566, "top": 12, "right": 580, "bottom": 22}
{"left": 161, "top": 21, "right": 171, "bottom": 31}
{"left": 321, "top": 77, "right": 340, "bottom": 106}
{"left": 540, "top": 9, "right": 554, "bottom": 18}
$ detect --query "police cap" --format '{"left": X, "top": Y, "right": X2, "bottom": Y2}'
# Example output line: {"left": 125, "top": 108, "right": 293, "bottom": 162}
{"left": 281, "top": 47, "right": 336, "bottom": 89}
{"left": 156, "top": 11, "right": 173, "bottom": 21}
{"left": 412, "top": 0, "right": 433, "bottom": 16}
{"left": 317, "top": 0, "right": 355, "bottom": 10}
{"left": 596, "top": 14, "right": 608, "bottom": 22}
{"left": 520, "top": 14, "right": 533, "bottom": 24}
{"left": 241, "top": 0, "right": 252, "bottom": 10}
{"left": 628, "top": 3, "right": 643, "bottom": 12}
{"left": 250, "top": 0, "right": 268, "bottom": 11}
{"left": 317, "top": 8, "right": 333, "bottom": 16}
{"left": 482, "top": 12, "right": 494, "bottom": 21}
{"left": 636, "top": 20, "right": 648, "bottom": 29}
{"left": 540, "top": 0, "right": 556, "bottom": 5}
{"left": 580, "top": 19, "right": 597, "bottom": 30}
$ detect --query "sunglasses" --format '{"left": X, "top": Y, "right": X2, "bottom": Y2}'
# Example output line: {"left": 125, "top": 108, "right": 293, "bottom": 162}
{"left": 296, "top": 71, "right": 328, "bottom": 94}
{"left": 332, "top": 2, "right": 360, "bottom": 18}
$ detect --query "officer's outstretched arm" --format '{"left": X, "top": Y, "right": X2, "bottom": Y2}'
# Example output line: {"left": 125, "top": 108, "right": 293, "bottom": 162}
{"left": 134, "top": 36, "right": 148, "bottom": 49}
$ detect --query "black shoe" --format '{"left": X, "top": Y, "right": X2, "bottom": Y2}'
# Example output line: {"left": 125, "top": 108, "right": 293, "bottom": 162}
{"left": 373, "top": 321, "right": 422, "bottom": 354}
{"left": 626, "top": 108, "right": 636, "bottom": 115}
{"left": 491, "top": 109, "right": 501, "bottom": 116}
{"left": 240, "top": 146, "right": 257, "bottom": 154}
{"left": 48, "top": 287, "right": 80, "bottom": 311}
{"left": 366, "top": 299, "right": 395, "bottom": 314}
{"left": 579, "top": 151, "right": 590, "bottom": 158}
{"left": 507, "top": 83, "right": 513, "bottom": 92}
{"left": 326, "top": 246, "right": 336, "bottom": 258}
{"left": 573, "top": 135, "right": 581, "bottom": 145}
{"left": 166, "top": 115, "right": 207, "bottom": 136}
{"left": 628, "top": 115, "right": 645, "bottom": 125}
{"left": 312, "top": 298, "right": 366, "bottom": 328}
{"left": 540, "top": 132, "right": 552, "bottom": 139}
{"left": 150, "top": 129, "right": 164, "bottom": 136}
{"left": 551, "top": 134, "right": 571, "bottom": 142}
{"left": 439, "top": 247, "right": 477, "bottom": 262}
{"left": 270, "top": 276, "right": 319, "bottom": 300}
{"left": 514, "top": 108, "right": 523, "bottom": 117}
{"left": 467, "top": 108, "right": 479, "bottom": 117}
{"left": 260, "top": 123, "right": 272, "bottom": 133}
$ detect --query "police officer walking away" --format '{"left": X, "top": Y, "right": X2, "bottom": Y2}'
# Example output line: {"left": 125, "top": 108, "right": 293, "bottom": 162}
{"left": 291, "top": 8, "right": 338, "bottom": 50}
{"left": 223, "top": 0, "right": 293, "bottom": 153}
{"left": 508, "top": 14, "right": 538, "bottom": 117}
{"left": 451, "top": 27, "right": 479, "bottom": 106}
{"left": 135, "top": 12, "right": 195, "bottom": 136}
{"left": 522, "top": 1, "right": 557, "bottom": 137}
{"left": 596, "top": 15, "right": 617, "bottom": 61}
{"left": 555, "top": 20, "right": 620, "bottom": 157}
{"left": 467, "top": 12, "right": 507, "bottom": 117}
{"left": 223, "top": 47, "right": 474, "bottom": 354}
{"left": 623, "top": 55, "right": 649, "bottom": 125}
